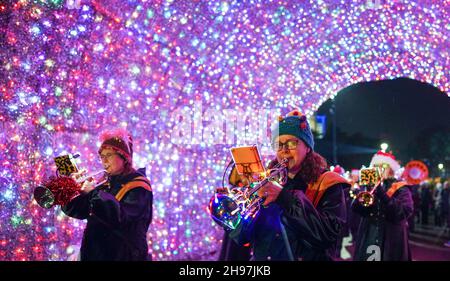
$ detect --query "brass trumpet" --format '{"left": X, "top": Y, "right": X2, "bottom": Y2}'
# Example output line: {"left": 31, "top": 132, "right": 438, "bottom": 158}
{"left": 34, "top": 169, "right": 107, "bottom": 209}
{"left": 355, "top": 167, "right": 384, "bottom": 207}
{"left": 355, "top": 184, "right": 378, "bottom": 207}
{"left": 74, "top": 170, "right": 108, "bottom": 185}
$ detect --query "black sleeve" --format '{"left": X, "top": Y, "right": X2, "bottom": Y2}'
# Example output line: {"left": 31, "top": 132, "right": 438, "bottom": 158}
{"left": 376, "top": 186, "right": 414, "bottom": 223}
{"left": 228, "top": 213, "right": 257, "bottom": 246}
{"left": 275, "top": 183, "right": 347, "bottom": 250}
{"left": 61, "top": 192, "right": 94, "bottom": 219}
{"left": 90, "top": 187, "right": 153, "bottom": 228}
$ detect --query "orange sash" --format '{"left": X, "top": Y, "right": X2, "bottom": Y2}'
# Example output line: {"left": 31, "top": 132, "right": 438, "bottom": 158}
{"left": 386, "top": 181, "right": 407, "bottom": 198}
{"left": 115, "top": 176, "right": 152, "bottom": 201}
{"left": 305, "top": 171, "right": 350, "bottom": 207}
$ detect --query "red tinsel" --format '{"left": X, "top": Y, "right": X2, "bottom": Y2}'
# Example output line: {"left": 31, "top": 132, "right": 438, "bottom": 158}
{"left": 42, "top": 176, "right": 81, "bottom": 206}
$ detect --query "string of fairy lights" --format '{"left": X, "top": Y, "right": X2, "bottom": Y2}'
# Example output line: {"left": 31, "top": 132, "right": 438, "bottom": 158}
{"left": 0, "top": 0, "right": 448, "bottom": 260}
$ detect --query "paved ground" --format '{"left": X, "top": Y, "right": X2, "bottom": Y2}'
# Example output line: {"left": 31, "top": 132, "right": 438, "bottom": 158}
{"left": 409, "top": 223, "right": 450, "bottom": 261}
{"left": 339, "top": 223, "right": 450, "bottom": 261}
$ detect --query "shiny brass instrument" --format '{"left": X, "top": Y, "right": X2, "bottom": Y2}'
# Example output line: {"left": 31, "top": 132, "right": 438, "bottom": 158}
{"left": 34, "top": 169, "right": 107, "bottom": 209}
{"left": 355, "top": 167, "right": 384, "bottom": 207}
{"left": 356, "top": 187, "right": 377, "bottom": 207}
{"left": 209, "top": 158, "right": 288, "bottom": 230}
{"left": 34, "top": 153, "right": 108, "bottom": 208}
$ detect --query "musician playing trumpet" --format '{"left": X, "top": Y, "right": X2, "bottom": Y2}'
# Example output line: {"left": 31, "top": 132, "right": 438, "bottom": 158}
{"left": 229, "top": 110, "right": 350, "bottom": 261}
{"left": 62, "top": 128, "right": 153, "bottom": 261}
{"left": 351, "top": 151, "right": 413, "bottom": 261}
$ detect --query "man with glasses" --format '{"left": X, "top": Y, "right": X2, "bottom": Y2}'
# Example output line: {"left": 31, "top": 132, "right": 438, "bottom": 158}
{"left": 230, "top": 110, "right": 350, "bottom": 260}
{"left": 62, "top": 128, "right": 153, "bottom": 261}
{"left": 351, "top": 151, "right": 413, "bottom": 261}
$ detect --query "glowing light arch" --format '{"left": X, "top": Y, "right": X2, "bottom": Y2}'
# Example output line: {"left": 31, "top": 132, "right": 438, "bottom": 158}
{"left": 0, "top": 1, "right": 448, "bottom": 261}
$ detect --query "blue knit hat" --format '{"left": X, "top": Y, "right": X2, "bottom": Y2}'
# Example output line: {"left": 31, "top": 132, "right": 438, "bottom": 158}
{"left": 271, "top": 110, "right": 315, "bottom": 150}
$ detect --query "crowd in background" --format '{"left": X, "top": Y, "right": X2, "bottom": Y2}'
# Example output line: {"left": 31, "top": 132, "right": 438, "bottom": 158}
{"left": 410, "top": 178, "right": 450, "bottom": 232}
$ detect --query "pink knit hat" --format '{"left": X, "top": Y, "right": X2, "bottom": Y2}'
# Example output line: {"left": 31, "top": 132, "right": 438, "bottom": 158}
{"left": 98, "top": 128, "right": 133, "bottom": 162}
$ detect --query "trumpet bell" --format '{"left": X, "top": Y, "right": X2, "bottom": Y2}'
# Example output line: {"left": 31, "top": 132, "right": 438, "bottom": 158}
{"left": 357, "top": 191, "right": 374, "bottom": 207}
{"left": 208, "top": 193, "right": 242, "bottom": 230}
{"left": 33, "top": 175, "right": 81, "bottom": 208}
{"left": 34, "top": 185, "right": 56, "bottom": 209}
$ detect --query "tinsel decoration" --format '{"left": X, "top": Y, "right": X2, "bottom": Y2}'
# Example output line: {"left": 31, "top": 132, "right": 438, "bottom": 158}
{"left": 34, "top": 176, "right": 81, "bottom": 208}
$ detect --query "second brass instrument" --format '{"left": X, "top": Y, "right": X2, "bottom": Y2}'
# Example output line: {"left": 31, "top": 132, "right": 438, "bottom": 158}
{"left": 209, "top": 158, "right": 288, "bottom": 230}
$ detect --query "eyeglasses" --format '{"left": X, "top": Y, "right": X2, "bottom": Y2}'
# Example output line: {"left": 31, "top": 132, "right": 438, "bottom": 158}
{"left": 100, "top": 153, "right": 117, "bottom": 161}
{"left": 272, "top": 139, "right": 299, "bottom": 152}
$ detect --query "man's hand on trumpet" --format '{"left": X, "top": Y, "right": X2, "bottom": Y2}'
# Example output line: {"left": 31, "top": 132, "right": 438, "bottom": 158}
{"left": 257, "top": 180, "right": 283, "bottom": 206}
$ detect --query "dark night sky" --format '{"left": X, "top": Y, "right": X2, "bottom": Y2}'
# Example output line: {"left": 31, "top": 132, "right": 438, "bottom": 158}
{"left": 315, "top": 77, "right": 450, "bottom": 168}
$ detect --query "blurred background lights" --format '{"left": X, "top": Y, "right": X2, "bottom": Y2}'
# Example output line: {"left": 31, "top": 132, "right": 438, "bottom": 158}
{"left": 0, "top": 0, "right": 449, "bottom": 261}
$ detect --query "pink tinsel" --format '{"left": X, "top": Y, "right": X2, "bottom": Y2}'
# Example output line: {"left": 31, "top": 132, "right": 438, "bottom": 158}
{"left": 99, "top": 128, "right": 131, "bottom": 143}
